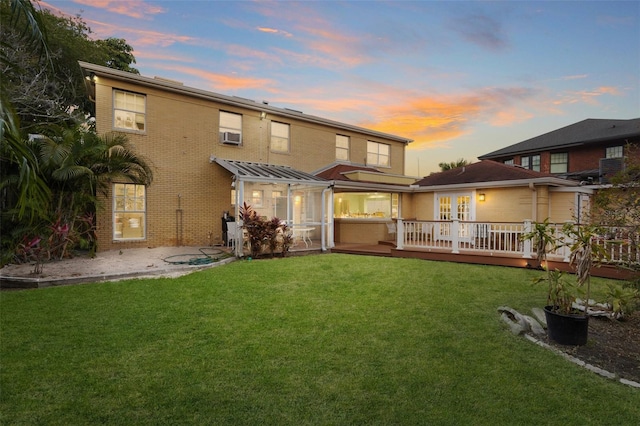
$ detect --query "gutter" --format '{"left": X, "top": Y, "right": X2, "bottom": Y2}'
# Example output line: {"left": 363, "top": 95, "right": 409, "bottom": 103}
{"left": 79, "top": 61, "right": 413, "bottom": 145}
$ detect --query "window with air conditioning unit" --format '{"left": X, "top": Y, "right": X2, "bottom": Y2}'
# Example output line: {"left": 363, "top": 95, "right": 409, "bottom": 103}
{"left": 222, "top": 132, "right": 241, "bottom": 145}
{"left": 220, "top": 111, "right": 242, "bottom": 146}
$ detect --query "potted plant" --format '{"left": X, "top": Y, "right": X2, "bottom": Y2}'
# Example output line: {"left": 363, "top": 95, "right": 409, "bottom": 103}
{"left": 562, "top": 222, "right": 608, "bottom": 315}
{"left": 522, "top": 220, "right": 589, "bottom": 345}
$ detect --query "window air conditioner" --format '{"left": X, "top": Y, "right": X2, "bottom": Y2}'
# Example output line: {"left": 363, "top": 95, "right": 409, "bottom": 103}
{"left": 222, "top": 132, "right": 241, "bottom": 145}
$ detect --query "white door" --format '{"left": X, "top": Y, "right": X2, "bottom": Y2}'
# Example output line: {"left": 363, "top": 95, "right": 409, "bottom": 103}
{"left": 436, "top": 193, "right": 473, "bottom": 240}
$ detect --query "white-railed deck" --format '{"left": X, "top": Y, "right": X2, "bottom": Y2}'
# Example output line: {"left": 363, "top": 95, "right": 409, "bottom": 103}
{"left": 395, "top": 219, "right": 639, "bottom": 266}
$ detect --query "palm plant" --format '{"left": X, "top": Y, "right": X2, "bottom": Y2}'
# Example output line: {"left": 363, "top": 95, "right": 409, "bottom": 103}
{"left": 3, "top": 125, "right": 153, "bottom": 265}
{"left": 1, "top": 0, "right": 51, "bottom": 222}
{"left": 521, "top": 219, "right": 576, "bottom": 313}
{"left": 28, "top": 128, "right": 153, "bottom": 258}
{"left": 562, "top": 222, "right": 607, "bottom": 315}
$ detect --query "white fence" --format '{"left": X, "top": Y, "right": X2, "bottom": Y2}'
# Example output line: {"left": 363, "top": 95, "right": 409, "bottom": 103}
{"left": 396, "top": 219, "right": 639, "bottom": 265}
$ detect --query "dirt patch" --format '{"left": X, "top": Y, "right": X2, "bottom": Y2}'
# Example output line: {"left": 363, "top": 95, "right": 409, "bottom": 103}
{"left": 543, "top": 311, "right": 640, "bottom": 383}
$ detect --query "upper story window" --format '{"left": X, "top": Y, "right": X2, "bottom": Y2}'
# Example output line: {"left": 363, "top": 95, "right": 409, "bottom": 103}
{"left": 521, "top": 155, "right": 540, "bottom": 171}
{"left": 271, "top": 122, "right": 290, "bottom": 153}
{"left": 550, "top": 152, "right": 568, "bottom": 173}
{"left": 113, "top": 90, "right": 145, "bottom": 132}
{"left": 336, "top": 134, "right": 350, "bottom": 161}
{"left": 220, "top": 111, "right": 242, "bottom": 146}
{"left": 606, "top": 146, "right": 623, "bottom": 158}
{"left": 504, "top": 159, "right": 514, "bottom": 165}
{"left": 367, "top": 141, "right": 390, "bottom": 167}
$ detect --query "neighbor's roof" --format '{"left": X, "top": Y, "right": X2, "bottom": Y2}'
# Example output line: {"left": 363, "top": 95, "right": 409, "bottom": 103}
{"left": 212, "top": 157, "right": 329, "bottom": 185}
{"left": 413, "top": 160, "right": 575, "bottom": 188}
{"left": 79, "top": 61, "right": 413, "bottom": 145}
{"left": 479, "top": 118, "right": 640, "bottom": 159}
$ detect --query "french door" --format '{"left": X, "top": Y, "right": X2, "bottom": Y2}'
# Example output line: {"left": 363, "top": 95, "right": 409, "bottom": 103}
{"left": 436, "top": 193, "right": 473, "bottom": 240}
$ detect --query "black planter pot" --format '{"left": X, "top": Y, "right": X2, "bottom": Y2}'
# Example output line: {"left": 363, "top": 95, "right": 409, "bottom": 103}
{"left": 544, "top": 306, "right": 589, "bottom": 346}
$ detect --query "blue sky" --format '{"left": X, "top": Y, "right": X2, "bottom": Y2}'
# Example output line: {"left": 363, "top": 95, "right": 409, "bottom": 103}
{"left": 43, "top": 0, "right": 639, "bottom": 176}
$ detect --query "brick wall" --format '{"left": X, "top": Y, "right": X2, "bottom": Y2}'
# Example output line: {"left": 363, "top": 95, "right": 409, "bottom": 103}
{"left": 92, "top": 76, "right": 407, "bottom": 251}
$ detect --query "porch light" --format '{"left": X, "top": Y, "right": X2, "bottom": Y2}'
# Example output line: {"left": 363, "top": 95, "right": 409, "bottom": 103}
{"left": 478, "top": 193, "right": 486, "bottom": 202}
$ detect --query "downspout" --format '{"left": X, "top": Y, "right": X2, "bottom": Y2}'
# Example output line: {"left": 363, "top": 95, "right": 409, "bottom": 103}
{"left": 529, "top": 182, "right": 537, "bottom": 222}
{"left": 235, "top": 177, "right": 244, "bottom": 257}
{"left": 321, "top": 184, "right": 333, "bottom": 251}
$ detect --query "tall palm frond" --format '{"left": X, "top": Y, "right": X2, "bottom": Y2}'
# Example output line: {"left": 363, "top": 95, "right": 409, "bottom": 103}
{"left": 1, "top": 0, "right": 51, "bottom": 221}
{"left": 92, "top": 132, "right": 154, "bottom": 194}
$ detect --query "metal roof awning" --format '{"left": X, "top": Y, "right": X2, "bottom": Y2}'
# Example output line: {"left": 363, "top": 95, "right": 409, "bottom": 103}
{"left": 211, "top": 157, "right": 330, "bottom": 186}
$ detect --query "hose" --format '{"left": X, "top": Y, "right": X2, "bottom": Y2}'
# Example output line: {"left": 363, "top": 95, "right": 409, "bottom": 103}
{"left": 163, "top": 247, "right": 228, "bottom": 265}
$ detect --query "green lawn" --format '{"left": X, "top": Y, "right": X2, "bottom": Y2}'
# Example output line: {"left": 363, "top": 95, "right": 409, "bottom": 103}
{"left": 1, "top": 254, "right": 638, "bottom": 425}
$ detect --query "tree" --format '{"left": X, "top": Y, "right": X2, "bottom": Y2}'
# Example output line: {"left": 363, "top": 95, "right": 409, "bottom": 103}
{"left": 438, "top": 158, "right": 469, "bottom": 172}
{"left": 1, "top": 2, "right": 138, "bottom": 130}
{"left": 1, "top": 0, "right": 51, "bottom": 222}
{"left": 1, "top": 0, "right": 145, "bottom": 264}
{"left": 3, "top": 127, "right": 153, "bottom": 262}
{"left": 592, "top": 144, "right": 640, "bottom": 289}
{"left": 95, "top": 38, "right": 138, "bottom": 74}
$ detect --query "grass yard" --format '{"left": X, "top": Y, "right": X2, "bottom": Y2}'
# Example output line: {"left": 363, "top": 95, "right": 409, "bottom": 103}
{"left": 1, "top": 254, "right": 638, "bottom": 425}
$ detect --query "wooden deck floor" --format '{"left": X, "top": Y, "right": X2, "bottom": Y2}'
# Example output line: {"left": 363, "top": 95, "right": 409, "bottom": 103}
{"left": 331, "top": 242, "right": 633, "bottom": 281}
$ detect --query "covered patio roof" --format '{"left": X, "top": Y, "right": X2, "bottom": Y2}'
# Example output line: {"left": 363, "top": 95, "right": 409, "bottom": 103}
{"left": 211, "top": 157, "right": 330, "bottom": 186}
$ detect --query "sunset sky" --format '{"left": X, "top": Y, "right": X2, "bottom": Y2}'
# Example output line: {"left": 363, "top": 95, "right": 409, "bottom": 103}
{"left": 42, "top": 0, "right": 639, "bottom": 176}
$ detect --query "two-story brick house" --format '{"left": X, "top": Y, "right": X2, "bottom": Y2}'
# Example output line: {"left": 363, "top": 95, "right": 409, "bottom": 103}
{"left": 79, "top": 62, "right": 413, "bottom": 253}
{"left": 478, "top": 118, "right": 640, "bottom": 183}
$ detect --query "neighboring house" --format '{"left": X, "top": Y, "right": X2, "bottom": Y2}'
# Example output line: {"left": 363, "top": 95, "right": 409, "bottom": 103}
{"left": 478, "top": 118, "right": 640, "bottom": 183}
{"left": 79, "top": 62, "right": 413, "bottom": 253}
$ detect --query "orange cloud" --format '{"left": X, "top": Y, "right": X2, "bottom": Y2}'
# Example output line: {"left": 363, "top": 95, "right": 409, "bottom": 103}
{"left": 83, "top": 18, "right": 194, "bottom": 47}
{"left": 154, "top": 65, "right": 275, "bottom": 92}
{"left": 364, "top": 97, "right": 481, "bottom": 145}
{"left": 489, "top": 109, "right": 534, "bottom": 126}
{"left": 326, "top": 84, "right": 544, "bottom": 150}
{"left": 553, "top": 86, "right": 621, "bottom": 106}
{"left": 72, "top": 0, "right": 165, "bottom": 19}
{"left": 257, "top": 27, "right": 293, "bottom": 37}
{"left": 249, "top": 1, "right": 372, "bottom": 68}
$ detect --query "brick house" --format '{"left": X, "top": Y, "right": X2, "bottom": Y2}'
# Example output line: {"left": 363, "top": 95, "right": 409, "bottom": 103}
{"left": 478, "top": 118, "right": 640, "bottom": 183}
{"left": 79, "top": 62, "right": 413, "bottom": 253}
{"left": 80, "top": 61, "right": 637, "bottom": 262}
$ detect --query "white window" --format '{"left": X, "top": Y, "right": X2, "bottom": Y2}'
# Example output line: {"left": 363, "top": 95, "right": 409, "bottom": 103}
{"left": 113, "top": 90, "right": 145, "bottom": 132}
{"left": 333, "top": 192, "right": 396, "bottom": 219}
{"left": 113, "top": 184, "right": 146, "bottom": 240}
{"left": 606, "top": 146, "right": 623, "bottom": 158}
{"left": 336, "top": 134, "right": 350, "bottom": 161}
{"left": 504, "top": 159, "right": 514, "bottom": 165}
{"left": 251, "top": 190, "right": 264, "bottom": 207}
{"left": 367, "top": 141, "right": 390, "bottom": 167}
{"left": 271, "top": 122, "right": 290, "bottom": 153}
{"left": 220, "top": 111, "right": 242, "bottom": 145}
{"left": 550, "top": 153, "right": 568, "bottom": 173}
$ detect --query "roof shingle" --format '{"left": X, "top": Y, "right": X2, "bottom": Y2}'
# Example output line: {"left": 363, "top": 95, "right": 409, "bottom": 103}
{"left": 413, "top": 160, "right": 555, "bottom": 186}
{"left": 479, "top": 118, "right": 640, "bottom": 159}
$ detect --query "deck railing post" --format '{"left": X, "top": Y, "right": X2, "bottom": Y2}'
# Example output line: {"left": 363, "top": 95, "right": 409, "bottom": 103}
{"left": 396, "top": 219, "right": 404, "bottom": 250}
{"left": 451, "top": 219, "right": 460, "bottom": 254}
{"left": 522, "top": 220, "right": 532, "bottom": 258}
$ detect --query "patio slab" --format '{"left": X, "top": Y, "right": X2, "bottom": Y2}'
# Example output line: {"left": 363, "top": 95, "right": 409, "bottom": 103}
{"left": 0, "top": 246, "right": 235, "bottom": 289}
